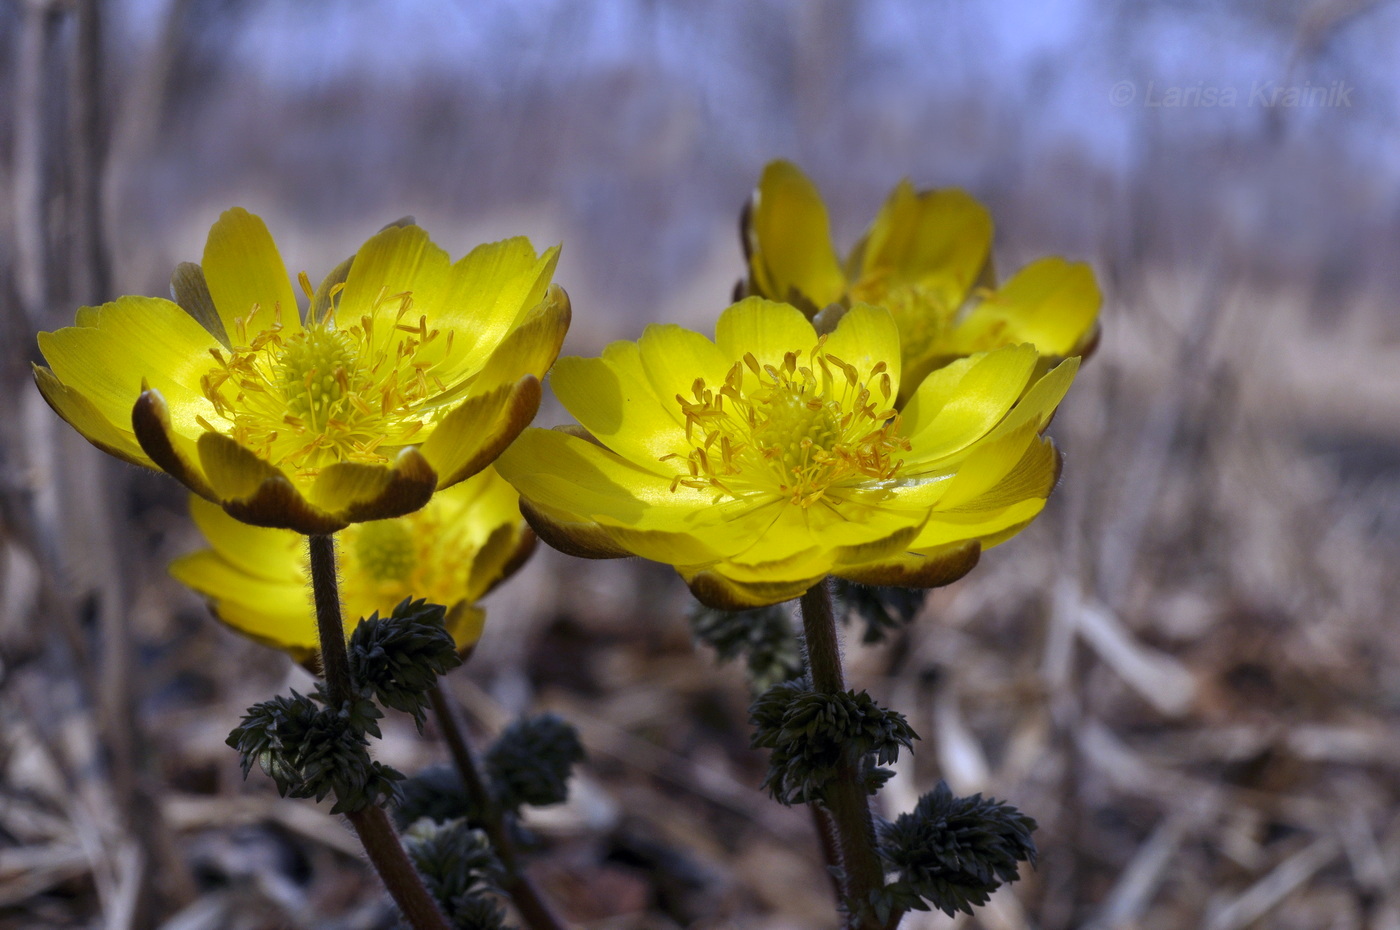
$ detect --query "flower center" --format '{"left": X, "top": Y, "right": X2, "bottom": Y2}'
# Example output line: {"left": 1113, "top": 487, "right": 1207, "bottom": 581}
{"left": 663, "top": 341, "right": 910, "bottom": 507}
{"left": 196, "top": 279, "right": 455, "bottom": 475}
{"left": 352, "top": 519, "right": 417, "bottom": 583}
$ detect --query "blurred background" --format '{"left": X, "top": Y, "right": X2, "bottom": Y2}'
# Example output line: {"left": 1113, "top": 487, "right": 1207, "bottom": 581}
{"left": 4, "top": 0, "right": 1400, "bottom": 927}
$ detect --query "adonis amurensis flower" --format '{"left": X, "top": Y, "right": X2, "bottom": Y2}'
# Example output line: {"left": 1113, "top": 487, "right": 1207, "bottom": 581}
{"left": 741, "top": 160, "right": 1100, "bottom": 401}
{"left": 171, "top": 466, "right": 533, "bottom": 661}
{"left": 497, "top": 298, "right": 1078, "bottom": 609}
{"left": 34, "top": 209, "right": 569, "bottom": 534}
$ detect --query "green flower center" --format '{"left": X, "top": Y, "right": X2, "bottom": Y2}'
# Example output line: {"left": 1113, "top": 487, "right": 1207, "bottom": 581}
{"left": 352, "top": 519, "right": 417, "bottom": 583}
{"left": 752, "top": 389, "right": 842, "bottom": 475}
{"left": 278, "top": 328, "right": 359, "bottom": 422}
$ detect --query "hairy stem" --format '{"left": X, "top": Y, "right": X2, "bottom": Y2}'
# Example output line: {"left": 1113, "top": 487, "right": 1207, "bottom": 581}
{"left": 308, "top": 534, "right": 450, "bottom": 930}
{"left": 799, "top": 580, "right": 887, "bottom": 930}
{"left": 428, "top": 686, "right": 570, "bottom": 930}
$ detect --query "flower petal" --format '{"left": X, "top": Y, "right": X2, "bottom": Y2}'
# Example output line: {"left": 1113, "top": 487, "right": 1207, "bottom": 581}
{"left": 132, "top": 389, "right": 216, "bottom": 500}
{"left": 33, "top": 364, "right": 154, "bottom": 468}
{"left": 713, "top": 297, "right": 819, "bottom": 370}
{"left": 499, "top": 428, "right": 767, "bottom": 565}
{"left": 912, "top": 497, "right": 1048, "bottom": 550}
{"left": 745, "top": 160, "right": 847, "bottom": 311}
{"left": 834, "top": 540, "right": 981, "bottom": 589}
{"left": 309, "top": 447, "right": 437, "bottom": 523}
{"left": 186, "top": 494, "right": 304, "bottom": 583}
{"left": 201, "top": 208, "right": 301, "bottom": 339}
{"left": 170, "top": 261, "right": 230, "bottom": 347}
{"left": 436, "top": 239, "right": 560, "bottom": 361}
{"left": 196, "top": 432, "right": 344, "bottom": 533}
{"left": 951, "top": 258, "right": 1100, "bottom": 356}
{"left": 856, "top": 181, "right": 992, "bottom": 306}
{"left": 723, "top": 502, "right": 921, "bottom": 578}
{"left": 927, "top": 418, "right": 1042, "bottom": 510}
{"left": 636, "top": 323, "right": 730, "bottom": 416}
{"left": 443, "top": 603, "right": 487, "bottom": 656}
{"left": 821, "top": 303, "right": 902, "bottom": 396}
{"left": 551, "top": 341, "right": 689, "bottom": 470}
{"left": 500, "top": 427, "right": 733, "bottom": 523}
{"left": 334, "top": 222, "right": 451, "bottom": 326}
{"left": 169, "top": 550, "right": 317, "bottom": 657}
{"left": 681, "top": 566, "right": 823, "bottom": 611}
{"left": 38, "top": 295, "right": 220, "bottom": 434}
{"left": 468, "top": 284, "right": 571, "bottom": 392}
{"left": 465, "top": 521, "right": 534, "bottom": 601}
{"left": 901, "top": 345, "right": 1038, "bottom": 467}
{"left": 420, "top": 375, "right": 542, "bottom": 489}
{"left": 518, "top": 497, "right": 634, "bottom": 559}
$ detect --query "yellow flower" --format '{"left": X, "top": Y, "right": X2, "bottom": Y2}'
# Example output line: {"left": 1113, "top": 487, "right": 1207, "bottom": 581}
{"left": 741, "top": 160, "right": 1099, "bottom": 401}
{"left": 170, "top": 466, "right": 533, "bottom": 661}
{"left": 497, "top": 298, "right": 1077, "bottom": 610}
{"left": 35, "top": 210, "right": 569, "bottom": 534}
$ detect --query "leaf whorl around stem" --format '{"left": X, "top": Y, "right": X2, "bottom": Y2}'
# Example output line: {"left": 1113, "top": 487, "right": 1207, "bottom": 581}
{"left": 831, "top": 579, "right": 927, "bottom": 645}
{"left": 689, "top": 601, "right": 803, "bottom": 690}
{"left": 484, "top": 714, "right": 586, "bottom": 813}
{"left": 749, "top": 677, "right": 918, "bottom": 805}
{"left": 393, "top": 764, "right": 485, "bottom": 831}
{"left": 348, "top": 598, "right": 464, "bottom": 731}
{"left": 226, "top": 690, "right": 403, "bottom": 814}
{"left": 402, "top": 819, "right": 510, "bottom": 930}
{"left": 874, "top": 781, "right": 1038, "bottom": 917}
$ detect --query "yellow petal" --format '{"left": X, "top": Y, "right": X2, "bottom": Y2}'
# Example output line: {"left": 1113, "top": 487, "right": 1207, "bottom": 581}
{"left": 911, "top": 497, "right": 1048, "bottom": 550}
{"left": 856, "top": 181, "right": 992, "bottom": 305}
{"left": 201, "top": 208, "right": 301, "bottom": 339}
{"left": 930, "top": 418, "right": 1042, "bottom": 510}
{"left": 746, "top": 160, "right": 847, "bottom": 310}
{"left": 187, "top": 494, "right": 304, "bottom": 583}
{"left": 37, "top": 295, "right": 219, "bottom": 435}
{"left": 713, "top": 297, "right": 819, "bottom": 371}
{"left": 468, "top": 285, "right": 571, "bottom": 393}
{"left": 635, "top": 323, "right": 730, "bottom": 416}
{"left": 443, "top": 603, "right": 487, "bottom": 655}
{"left": 834, "top": 540, "right": 981, "bottom": 589}
{"left": 724, "top": 502, "right": 921, "bottom": 577}
{"left": 946, "top": 437, "right": 1060, "bottom": 514}
{"left": 551, "top": 342, "right": 690, "bottom": 468}
{"left": 951, "top": 258, "right": 1100, "bottom": 356}
{"left": 502, "top": 427, "right": 705, "bottom": 515}
{"left": 334, "top": 223, "right": 451, "bottom": 326}
{"left": 681, "top": 566, "right": 823, "bottom": 611}
{"left": 901, "top": 345, "right": 1038, "bottom": 467}
{"left": 420, "top": 375, "right": 542, "bottom": 489}
{"left": 309, "top": 447, "right": 437, "bottom": 523}
{"left": 132, "top": 389, "right": 217, "bottom": 500}
{"left": 518, "top": 497, "right": 634, "bottom": 559}
{"left": 196, "top": 432, "right": 344, "bottom": 533}
{"left": 463, "top": 522, "right": 528, "bottom": 602}
{"left": 820, "top": 303, "right": 902, "bottom": 396}
{"left": 436, "top": 239, "right": 560, "bottom": 360}
{"left": 170, "top": 550, "right": 317, "bottom": 655}
{"left": 978, "top": 357, "right": 1079, "bottom": 444}
{"left": 33, "top": 365, "right": 154, "bottom": 468}
{"left": 498, "top": 428, "right": 761, "bottom": 547}
{"left": 170, "top": 261, "right": 230, "bottom": 347}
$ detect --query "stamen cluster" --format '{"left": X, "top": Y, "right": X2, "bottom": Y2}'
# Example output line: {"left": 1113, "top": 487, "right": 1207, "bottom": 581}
{"left": 664, "top": 340, "right": 910, "bottom": 507}
{"left": 197, "top": 277, "right": 456, "bottom": 476}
